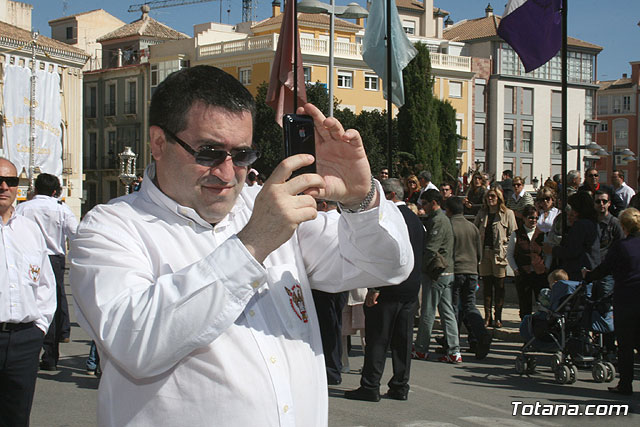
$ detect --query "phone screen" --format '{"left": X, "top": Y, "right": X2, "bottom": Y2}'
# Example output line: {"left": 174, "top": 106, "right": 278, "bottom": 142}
{"left": 283, "top": 114, "right": 316, "bottom": 175}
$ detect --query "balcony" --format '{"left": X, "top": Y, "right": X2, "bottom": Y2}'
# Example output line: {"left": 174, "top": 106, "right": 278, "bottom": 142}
{"left": 197, "top": 34, "right": 470, "bottom": 72}
{"left": 104, "top": 102, "right": 116, "bottom": 117}
{"left": 85, "top": 105, "right": 97, "bottom": 118}
{"left": 124, "top": 101, "right": 137, "bottom": 115}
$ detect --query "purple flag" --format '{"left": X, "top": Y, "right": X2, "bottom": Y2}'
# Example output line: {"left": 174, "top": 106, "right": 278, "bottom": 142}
{"left": 497, "top": 0, "right": 562, "bottom": 73}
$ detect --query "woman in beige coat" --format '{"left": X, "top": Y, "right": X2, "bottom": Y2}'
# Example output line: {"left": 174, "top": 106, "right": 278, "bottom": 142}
{"left": 474, "top": 188, "right": 518, "bottom": 327}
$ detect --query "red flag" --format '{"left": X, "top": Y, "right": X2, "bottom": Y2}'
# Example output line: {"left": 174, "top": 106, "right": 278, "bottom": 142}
{"left": 266, "top": 0, "right": 307, "bottom": 126}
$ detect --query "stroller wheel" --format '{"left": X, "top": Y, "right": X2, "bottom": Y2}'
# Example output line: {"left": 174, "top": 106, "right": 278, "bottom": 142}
{"left": 569, "top": 365, "right": 577, "bottom": 384}
{"left": 555, "top": 364, "right": 571, "bottom": 384}
{"left": 525, "top": 356, "right": 537, "bottom": 374}
{"left": 551, "top": 352, "right": 563, "bottom": 373}
{"left": 604, "top": 362, "right": 616, "bottom": 383}
{"left": 515, "top": 355, "right": 526, "bottom": 374}
{"left": 592, "top": 362, "right": 607, "bottom": 383}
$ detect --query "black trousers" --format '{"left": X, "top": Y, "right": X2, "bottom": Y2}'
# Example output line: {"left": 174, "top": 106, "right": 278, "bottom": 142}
{"left": 41, "top": 254, "right": 67, "bottom": 367}
{"left": 0, "top": 324, "right": 45, "bottom": 427}
{"left": 361, "top": 298, "right": 418, "bottom": 393}
{"left": 311, "top": 290, "right": 348, "bottom": 383}
{"left": 613, "top": 303, "right": 640, "bottom": 390}
{"left": 514, "top": 272, "right": 547, "bottom": 320}
{"left": 451, "top": 274, "right": 488, "bottom": 345}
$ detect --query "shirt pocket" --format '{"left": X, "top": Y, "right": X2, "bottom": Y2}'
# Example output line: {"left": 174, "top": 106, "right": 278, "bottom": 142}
{"left": 265, "top": 264, "right": 312, "bottom": 341}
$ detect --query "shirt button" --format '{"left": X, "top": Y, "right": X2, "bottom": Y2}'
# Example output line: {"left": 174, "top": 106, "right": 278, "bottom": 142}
{"left": 270, "top": 356, "right": 276, "bottom": 364}
{"left": 187, "top": 221, "right": 193, "bottom": 227}
{"left": 283, "top": 405, "right": 289, "bottom": 413}
{"left": 249, "top": 310, "right": 255, "bottom": 317}
{"left": 251, "top": 281, "right": 260, "bottom": 289}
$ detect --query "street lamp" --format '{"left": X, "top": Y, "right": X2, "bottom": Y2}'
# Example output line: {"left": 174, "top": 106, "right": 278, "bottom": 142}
{"left": 297, "top": 0, "right": 368, "bottom": 117}
{"left": 611, "top": 147, "right": 636, "bottom": 170}
{"left": 118, "top": 146, "right": 137, "bottom": 195}
{"left": 566, "top": 142, "right": 606, "bottom": 170}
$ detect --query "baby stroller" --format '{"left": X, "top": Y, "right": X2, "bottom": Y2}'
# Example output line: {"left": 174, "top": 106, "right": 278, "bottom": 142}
{"left": 515, "top": 280, "right": 615, "bottom": 384}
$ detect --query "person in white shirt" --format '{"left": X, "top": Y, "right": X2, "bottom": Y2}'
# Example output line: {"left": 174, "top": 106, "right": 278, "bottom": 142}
{"left": 0, "top": 158, "right": 56, "bottom": 426}
{"left": 611, "top": 169, "right": 635, "bottom": 208}
{"left": 69, "top": 65, "right": 412, "bottom": 426}
{"left": 16, "top": 173, "right": 78, "bottom": 371}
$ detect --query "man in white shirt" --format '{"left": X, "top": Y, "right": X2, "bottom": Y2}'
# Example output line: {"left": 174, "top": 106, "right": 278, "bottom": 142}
{"left": 16, "top": 173, "right": 78, "bottom": 370}
{"left": 0, "top": 158, "right": 56, "bottom": 425}
{"left": 70, "top": 65, "right": 412, "bottom": 426}
{"left": 611, "top": 170, "right": 635, "bottom": 208}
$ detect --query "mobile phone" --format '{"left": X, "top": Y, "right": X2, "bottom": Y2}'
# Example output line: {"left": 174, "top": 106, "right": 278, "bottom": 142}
{"left": 283, "top": 114, "right": 316, "bottom": 175}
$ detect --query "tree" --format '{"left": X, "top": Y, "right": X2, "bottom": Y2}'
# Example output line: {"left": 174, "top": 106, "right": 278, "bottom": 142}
{"left": 437, "top": 100, "right": 459, "bottom": 184}
{"left": 253, "top": 82, "right": 283, "bottom": 175}
{"left": 397, "top": 42, "right": 441, "bottom": 181}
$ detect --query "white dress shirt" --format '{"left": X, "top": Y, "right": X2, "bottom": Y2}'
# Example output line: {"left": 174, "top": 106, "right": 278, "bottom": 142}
{"left": 537, "top": 207, "right": 559, "bottom": 234}
{"left": 70, "top": 164, "right": 412, "bottom": 427}
{"left": 615, "top": 182, "right": 635, "bottom": 208}
{"left": 16, "top": 195, "right": 78, "bottom": 256}
{"left": 0, "top": 210, "right": 56, "bottom": 333}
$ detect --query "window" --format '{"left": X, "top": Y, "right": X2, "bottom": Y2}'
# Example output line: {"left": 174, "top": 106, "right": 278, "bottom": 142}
{"left": 504, "top": 123, "right": 514, "bottom": 152}
{"left": 521, "top": 125, "right": 533, "bottom": 153}
{"left": 474, "top": 82, "right": 486, "bottom": 113}
{"left": 522, "top": 88, "right": 533, "bottom": 115}
{"left": 456, "top": 119, "right": 463, "bottom": 150}
{"left": 85, "top": 85, "right": 97, "bottom": 118}
{"left": 105, "top": 83, "right": 116, "bottom": 116}
{"left": 337, "top": 70, "right": 353, "bottom": 88}
{"left": 106, "top": 131, "right": 117, "bottom": 169}
{"left": 449, "top": 81, "right": 462, "bottom": 98}
{"left": 474, "top": 122, "right": 485, "bottom": 150}
{"left": 585, "top": 90, "right": 594, "bottom": 119}
{"left": 599, "top": 122, "right": 608, "bottom": 132}
{"left": 503, "top": 161, "right": 514, "bottom": 174}
{"left": 504, "top": 86, "right": 514, "bottom": 114}
{"left": 238, "top": 67, "right": 251, "bottom": 85}
{"left": 521, "top": 163, "right": 533, "bottom": 182}
{"left": 85, "top": 132, "right": 97, "bottom": 170}
{"left": 598, "top": 96, "right": 609, "bottom": 115}
{"left": 303, "top": 66, "right": 311, "bottom": 84}
{"left": 66, "top": 26, "right": 74, "bottom": 40}
{"left": 364, "top": 73, "right": 378, "bottom": 91}
{"left": 551, "top": 128, "right": 562, "bottom": 154}
{"left": 613, "top": 96, "right": 622, "bottom": 114}
{"left": 551, "top": 91, "right": 562, "bottom": 118}
{"left": 402, "top": 20, "right": 415, "bottom": 35}
{"left": 151, "top": 64, "right": 158, "bottom": 87}
{"left": 623, "top": 96, "right": 631, "bottom": 112}
{"left": 614, "top": 119, "right": 629, "bottom": 147}
{"left": 125, "top": 80, "right": 136, "bottom": 114}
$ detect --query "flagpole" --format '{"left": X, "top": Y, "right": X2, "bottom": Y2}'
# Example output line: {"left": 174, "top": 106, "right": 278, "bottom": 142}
{"left": 561, "top": 0, "right": 568, "bottom": 235}
{"left": 293, "top": 0, "right": 298, "bottom": 111}
{"left": 386, "top": 0, "right": 393, "bottom": 175}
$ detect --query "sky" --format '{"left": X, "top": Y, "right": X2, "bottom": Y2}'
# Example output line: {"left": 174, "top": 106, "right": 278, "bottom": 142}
{"left": 28, "top": 0, "right": 640, "bottom": 81}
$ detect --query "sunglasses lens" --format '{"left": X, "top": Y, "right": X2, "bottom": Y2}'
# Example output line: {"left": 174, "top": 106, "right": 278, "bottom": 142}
{"left": 1, "top": 177, "right": 19, "bottom": 187}
{"left": 231, "top": 150, "right": 260, "bottom": 167}
{"left": 195, "top": 149, "right": 228, "bottom": 167}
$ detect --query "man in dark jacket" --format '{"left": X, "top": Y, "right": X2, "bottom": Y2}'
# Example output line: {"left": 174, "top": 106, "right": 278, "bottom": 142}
{"left": 445, "top": 197, "right": 492, "bottom": 359}
{"left": 578, "top": 167, "right": 624, "bottom": 216}
{"left": 345, "top": 178, "right": 425, "bottom": 402}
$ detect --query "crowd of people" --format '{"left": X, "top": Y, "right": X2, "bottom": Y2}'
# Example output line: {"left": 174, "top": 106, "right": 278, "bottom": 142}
{"left": 2, "top": 64, "right": 640, "bottom": 426}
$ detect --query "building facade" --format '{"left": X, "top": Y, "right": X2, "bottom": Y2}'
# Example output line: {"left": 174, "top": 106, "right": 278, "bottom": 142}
{"left": 594, "top": 62, "right": 640, "bottom": 186}
{"left": 1, "top": 1, "right": 88, "bottom": 217}
{"left": 444, "top": 5, "right": 602, "bottom": 189}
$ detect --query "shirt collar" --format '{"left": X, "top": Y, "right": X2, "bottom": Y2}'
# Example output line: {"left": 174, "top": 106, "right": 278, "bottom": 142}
{"left": 141, "top": 163, "right": 246, "bottom": 229}
{"left": 1, "top": 207, "right": 17, "bottom": 229}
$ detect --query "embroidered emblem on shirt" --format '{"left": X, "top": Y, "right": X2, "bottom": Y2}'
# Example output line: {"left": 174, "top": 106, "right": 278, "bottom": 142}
{"left": 29, "top": 264, "right": 41, "bottom": 282}
{"left": 285, "top": 284, "right": 308, "bottom": 323}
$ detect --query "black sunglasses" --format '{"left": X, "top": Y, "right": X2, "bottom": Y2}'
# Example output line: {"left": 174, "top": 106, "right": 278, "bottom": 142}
{"left": 0, "top": 176, "right": 19, "bottom": 187}
{"left": 588, "top": 173, "right": 599, "bottom": 178}
{"left": 595, "top": 199, "right": 609, "bottom": 204}
{"left": 161, "top": 127, "right": 260, "bottom": 168}
{"left": 527, "top": 216, "right": 539, "bottom": 220}
{"left": 537, "top": 196, "right": 551, "bottom": 202}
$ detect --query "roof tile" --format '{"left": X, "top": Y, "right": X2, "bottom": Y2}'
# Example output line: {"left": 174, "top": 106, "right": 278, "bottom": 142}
{"left": 97, "top": 13, "right": 188, "bottom": 42}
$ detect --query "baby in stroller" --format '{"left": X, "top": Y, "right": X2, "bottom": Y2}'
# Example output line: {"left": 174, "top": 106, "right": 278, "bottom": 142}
{"left": 516, "top": 269, "right": 615, "bottom": 384}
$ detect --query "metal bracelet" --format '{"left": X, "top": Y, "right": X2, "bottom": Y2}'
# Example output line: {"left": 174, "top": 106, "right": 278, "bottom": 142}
{"left": 337, "top": 176, "right": 377, "bottom": 213}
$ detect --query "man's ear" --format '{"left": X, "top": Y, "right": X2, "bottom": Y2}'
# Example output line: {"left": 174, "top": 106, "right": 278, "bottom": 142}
{"left": 149, "top": 126, "right": 167, "bottom": 161}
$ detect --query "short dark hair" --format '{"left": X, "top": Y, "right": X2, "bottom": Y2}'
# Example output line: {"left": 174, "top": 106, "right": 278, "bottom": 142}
{"left": 585, "top": 167, "right": 598, "bottom": 176}
{"left": 444, "top": 197, "right": 463, "bottom": 215}
{"left": 149, "top": 65, "right": 256, "bottom": 136}
{"left": 568, "top": 191, "right": 598, "bottom": 221}
{"left": 34, "top": 173, "right": 61, "bottom": 196}
{"left": 502, "top": 169, "right": 513, "bottom": 179}
{"left": 247, "top": 171, "right": 257, "bottom": 182}
{"left": 522, "top": 204, "right": 537, "bottom": 218}
{"left": 594, "top": 190, "right": 609, "bottom": 201}
{"left": 423, "top": 188, "right": 442, "bottom": 205}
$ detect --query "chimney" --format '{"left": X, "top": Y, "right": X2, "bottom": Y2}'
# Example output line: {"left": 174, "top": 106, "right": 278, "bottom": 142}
{"left": 631, "top": 62, "right": 640, "bottom": 85}
{"left": 356, "top": 17, "right": 364, "bottom": 27}
{"left": 445, "top": 16, "right": 454, "bottom": 29}
{"left": 272, "top": 0, "right": 281, "bottom": 18}
{"left": 485, "top": 3, "right": 494, "bottom": 17}
{"left": 141, "top": 4, "right": 150, "bottom": 19}
{"left": 623, "top": 73, "right": 628, "bottom": 79}
{"left": 117, "top": 48, "right": 123, "bottom": 67}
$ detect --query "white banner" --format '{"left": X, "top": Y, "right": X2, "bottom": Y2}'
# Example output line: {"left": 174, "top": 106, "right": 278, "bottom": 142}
{"left": 2, "top": 60, "right": 62, "bottom": 176}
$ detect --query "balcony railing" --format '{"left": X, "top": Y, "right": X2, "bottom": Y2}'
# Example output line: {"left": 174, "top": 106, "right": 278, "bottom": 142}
{"left": 104, "top": 102, "right": 116, "bottom": 117}
{"left": 124, "top": 101, "right": 137, "bottom": 115}
{"left": 85, "top": 106, "right": 97, "bottom": 118}
{"left": 197, "top": 34, "right": 470, "bottom": 72}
